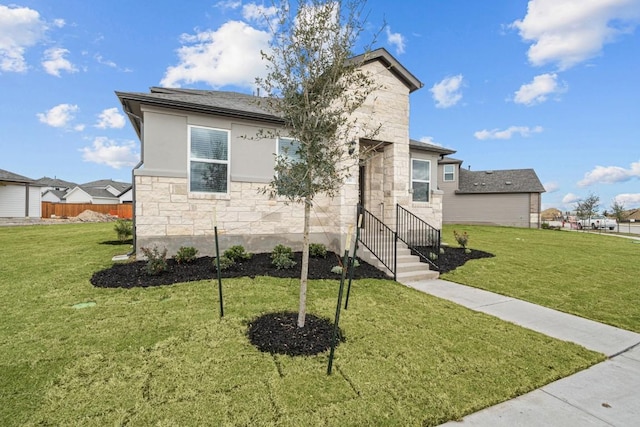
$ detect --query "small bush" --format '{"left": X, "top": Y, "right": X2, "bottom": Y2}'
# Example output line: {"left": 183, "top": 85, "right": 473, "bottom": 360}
{"left": 175, "top": 246, "right": 198, "bottom": 264}
{"left": 309, "top": 243, "right": 327, "bottom": 258}
{"left": 453, "top": 230, "right": 469, "bottom": 249}
{"left": 224, "top": 245, "right": 252, "bottom": 263}
{"left": 429, "top": 252, "right": 438, "bottom": 261}
{"left": 541, "top": 222, "right": 550, "bottom": 229}
{"left": 332, "top": 258, "right": 360, "bottom": 275}
{"left": 213, "top": 255, "right": 234, "bottom": 271}
{"left": 271, "top": 244, "right": 296, "bottom": 270}
{"left": 114, "top": 219, "right": 133, "bottom": 242}
{"left": 140, "top": 246, "right": 168, "bottom": 276}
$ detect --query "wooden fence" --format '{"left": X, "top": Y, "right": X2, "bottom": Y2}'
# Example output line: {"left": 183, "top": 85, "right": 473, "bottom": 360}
{"left": 41, "top": 202, "right": 133, "bottom": 219}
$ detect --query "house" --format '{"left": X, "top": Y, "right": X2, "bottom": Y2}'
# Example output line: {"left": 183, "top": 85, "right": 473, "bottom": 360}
{"left": 34, "top": 177, "right": 77, "bottom": 195}
{"left": 62, "top": 179, "right": 131, "bottom": 205}
{"left": 41, "top": 189, "right": 67, "bottom": 203}
{"left": 117, "top": 48, "right": 457, "bottom": 258}
{"left": 0, "top": 168, "right": 44, "bottom": 218}
{"left": 117, "top": 48, "right": 544, "bottom": 264}
{"left": 438, "top": 157, "right": 545, "bottom": 228}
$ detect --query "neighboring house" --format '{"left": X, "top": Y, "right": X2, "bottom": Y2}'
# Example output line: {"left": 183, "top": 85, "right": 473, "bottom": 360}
{"left": 64, "top": 186, "right": 121, "bottom": 204}
{"left": 118, "top": 185, "right": 133, "bottom": 203}
{"left": 34, "top": 177, "right": 77, "bottom": 196}
{"left": 438, "top": 157, "right": 545, "bottom": 228}
{"left": 81, "top": 179, "right": 131, "bottom": 197}
{"left": 42, "top": 189, "right": 67, "bottom": 203}
{"left": 118, "top": 48, "right": 451, "bottom": 256}
{"left": 0, "top": 168, "right": 43, "bottom": 218}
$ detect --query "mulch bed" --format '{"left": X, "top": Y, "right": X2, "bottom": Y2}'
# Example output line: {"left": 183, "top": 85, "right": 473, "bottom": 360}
{"left": 90, "top": 247, "right": 493, "bottom": 356}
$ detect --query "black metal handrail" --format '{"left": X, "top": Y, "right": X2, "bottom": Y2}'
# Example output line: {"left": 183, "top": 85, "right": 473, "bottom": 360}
{"left": 396, "top": 204, "right": 440, "bottom": 271}
{"left": 357, "top": 205, "right": 396, "bottom": 280}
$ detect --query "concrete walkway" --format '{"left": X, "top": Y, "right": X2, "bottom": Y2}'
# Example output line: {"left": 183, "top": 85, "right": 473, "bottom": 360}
{"left": 402, "top": 279, "right": 640, "bottom": 426}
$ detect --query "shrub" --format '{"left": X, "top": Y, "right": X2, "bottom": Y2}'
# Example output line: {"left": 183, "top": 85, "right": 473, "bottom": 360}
{"left": 453, "top": 230, "right": 469, "bottom": 249}
{"left": 332, "top": 258, "right": 360, "bottom": 275}
{"left": 223, "top": 245, "right": 252, "bottom": 263}
{"left": 271, "top": 244, "right": 296, "bottom": 270}
{"left": 541, "top": 222, "right": 550, "bottom": 229}
{"left": 114, "top": 219, "right": 133, "bottom": 242}
{"left": 309, "top": 243, "right": 327, "bottom": 258}
{"left": 213, "top": 255, "right": 234, "bottom": 271}
{"left": 140, "top": 246, "right": 168, "bottom": 276}
{"left": 429, "top": 252, "right": 438, "bottom": 261}
{"left": 175, "top": 246, "right": 198, "bottom": 264}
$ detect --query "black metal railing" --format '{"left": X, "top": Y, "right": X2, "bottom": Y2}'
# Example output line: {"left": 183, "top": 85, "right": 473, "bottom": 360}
{"left": 396, "top": 204, "right": 440, "bottom": 271}
{"left": 357, "top": 205, "right": 397, "bottom": 280}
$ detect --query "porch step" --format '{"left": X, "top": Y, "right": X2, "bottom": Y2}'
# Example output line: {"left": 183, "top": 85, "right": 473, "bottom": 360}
{"left": 357, "top": 242, "right": 439, "bottom": 281}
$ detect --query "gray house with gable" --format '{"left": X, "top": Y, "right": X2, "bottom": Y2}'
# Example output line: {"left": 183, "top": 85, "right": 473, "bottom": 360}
{"left": 438, "top": 157, "right": 545, "bottom": 228}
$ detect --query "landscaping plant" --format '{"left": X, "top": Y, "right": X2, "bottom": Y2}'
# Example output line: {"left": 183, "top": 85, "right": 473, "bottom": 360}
{"left": 271, "top": 244, "right": 296, "bottom": 270}
{"left": 309, "top": 243, "right": 327, "bottom": 258}
{"left": 174, "top": 246, "right": 198, "bottom": 264}
{"left": 140, "top": 245, "right": 168, "bottom": 276}
{"left": 453, "top": 230, "right": 469, "bottom": 249}
{"left": 113, "top": 219, "right": 133, "bottom": 242}
{"left": 223, "top": 245, "right": 252, "bottom": 262}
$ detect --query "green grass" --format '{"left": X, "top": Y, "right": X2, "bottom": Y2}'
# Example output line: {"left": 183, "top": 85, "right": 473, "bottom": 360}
{"left": 0, "top": 223, "right": 603, "bottom": 426}
{"left": 442, "top": 225, "right": 640, "bottom": 332}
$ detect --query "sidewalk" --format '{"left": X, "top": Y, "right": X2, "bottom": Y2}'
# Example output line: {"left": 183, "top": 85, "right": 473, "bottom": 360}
{"left": 402, "top": 279, "right": 640, "bottom": 426}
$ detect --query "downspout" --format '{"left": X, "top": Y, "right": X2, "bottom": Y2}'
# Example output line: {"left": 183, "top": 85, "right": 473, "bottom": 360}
{"left": 123, "top": 104, "right": 143, "bottom": 256}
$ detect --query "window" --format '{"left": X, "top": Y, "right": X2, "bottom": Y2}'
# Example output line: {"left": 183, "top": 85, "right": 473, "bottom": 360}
{"left": 411, "top": 159, "right": 430, "bottom": 202}
{"left": 189, "top": 126, "right": 229, "bottom": 193}
{"left": 277, "top": 137, "right": 301, "bottom": 163}
{"left": 443, "top": 164, "right": 455, "bottom": 182}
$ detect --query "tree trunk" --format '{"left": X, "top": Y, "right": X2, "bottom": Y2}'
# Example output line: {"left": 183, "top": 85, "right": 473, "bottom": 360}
{"left": 297, "top": 198, "right": 311, "bottom": 328}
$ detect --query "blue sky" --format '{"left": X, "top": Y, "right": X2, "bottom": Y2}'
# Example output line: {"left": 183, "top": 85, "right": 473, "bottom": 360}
{"left": 1, "top": 0, "right": 639, "bottom": 211}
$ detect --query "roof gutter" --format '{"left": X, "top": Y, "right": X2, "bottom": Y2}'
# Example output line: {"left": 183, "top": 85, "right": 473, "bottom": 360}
{"left": 122, "top": 102, "right": 143, "bottom": 256}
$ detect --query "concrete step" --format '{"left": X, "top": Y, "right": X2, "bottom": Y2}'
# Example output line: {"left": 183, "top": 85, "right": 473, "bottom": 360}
{"left": 396, "top": 261, "right": 432, "bottom": 274}
{"left": 396, "top": 269, "right": 439, "bottom": 282}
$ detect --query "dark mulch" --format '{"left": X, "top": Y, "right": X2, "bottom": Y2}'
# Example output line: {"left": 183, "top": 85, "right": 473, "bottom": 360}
{"left": 436, "top": 246, "right": 495, "bottom": 274}
{"left": 247, "top": 311, "right": 342, "bottom": 356}
{"left": 90, "top": 248, "right": 494, "bottom": 288}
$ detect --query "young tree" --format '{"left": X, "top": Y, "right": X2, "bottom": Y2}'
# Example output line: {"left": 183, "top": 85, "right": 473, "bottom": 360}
{"left": 257, "top": 0, "right": 380, "bottom": 327}
{"left": 610, "top": 199, "right": 626, "bottom": 232}
{"left": 575, "top": 193, "right": 600, "bottom": 220}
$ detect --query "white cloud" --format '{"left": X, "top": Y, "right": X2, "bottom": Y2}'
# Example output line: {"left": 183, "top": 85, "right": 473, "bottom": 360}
{"left": 96, "top": 108, "right": 125, "bottom": 129}
{"left": 513, "top": 73, "right": 566, "bottom": 105}
{"left": 95, "top": 54, "right": 117, "bottom": 68}
{"left": 52, "top": 19, "right": 65, "bottom": 28}
{"left": 577, "top": 160, "right": 640, "bottom": 187}
{"left": 160, "top": 21, "right": 271, "bottom": 89}
{"left": 242, "top": 3, "right": 278, "bottom": 23}
{"left": 0, "top": 5, "right": 47, "bottom": 72}
{"left": 614, "top": 193, "right": 640, "bottom": 208}
{"left": 42, "top": 47, "right": 77, "bottom": 77}
{"left": 37, "top": 104, "right": 79, "bottom": 128}
{"left": 215, "top": 0, "right": 242, "bottom": 10}
{"left": 474, "top": 125, "right": 543, "bottom": 140}
{"left": 562, "top": 193, "right": 581, "bottom": 204}
{"left": 80, "top": 137, "right": 140, "bottom": 169}
{"left": 430, "top": 74, "right": 464, "bottom": 108}
{"left": 419, "top": 136, "right": 443, "bottom": 147}
{"left": 511, "top": 0, "right": 640, "bottom": 70}
{"left": 544, "top": 181, "right": 559, "bottom": 193}
{"left": 386, "top": 27, "right": 406, "bottom": 55}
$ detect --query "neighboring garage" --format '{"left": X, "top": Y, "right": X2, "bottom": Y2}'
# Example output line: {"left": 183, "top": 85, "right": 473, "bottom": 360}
{"left": 0, "top": 169, "right": 43, "bottom": 218}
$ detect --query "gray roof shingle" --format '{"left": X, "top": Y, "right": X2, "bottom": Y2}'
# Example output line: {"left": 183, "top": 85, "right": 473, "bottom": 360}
{"left": 35, "top": 176, "right": 77, "bottom": 188}
{"left": 0, "top": 168, "right": 35, "bottom": 184}
{"left": 458, "top": 168, "right": 545, "bottom": 194}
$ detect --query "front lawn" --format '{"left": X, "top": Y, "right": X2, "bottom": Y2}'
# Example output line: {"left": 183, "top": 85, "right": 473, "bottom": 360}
{"left": 442, "top": 225, "right": 640, "bottom": 332}
{"left": 0, "top": 223, "right": 602, "bottom": 426}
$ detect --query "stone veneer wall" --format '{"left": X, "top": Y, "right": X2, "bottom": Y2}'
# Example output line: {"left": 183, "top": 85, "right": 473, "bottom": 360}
{"left": 134, "top": 174, "right": 359, "bottom": 257}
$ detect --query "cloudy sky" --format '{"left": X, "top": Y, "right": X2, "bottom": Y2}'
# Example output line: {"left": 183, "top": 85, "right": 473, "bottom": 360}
{"left": 1, "top": 0, "right": 639, "bottom": 211}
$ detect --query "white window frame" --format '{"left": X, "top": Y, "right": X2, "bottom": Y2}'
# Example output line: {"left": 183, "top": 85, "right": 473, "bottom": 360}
{"left": 443, "top": 164, "right": 455, "bottom": 182}
{"left": 188, "top": 125, "right": 230, "bottom": 194}
{"left": 411, "top": 158, "right": 431, "bottom": 203}
{"left": 277, "top": 136, "right": 302, "bottom": 163}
